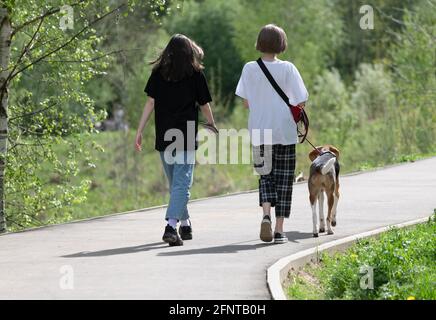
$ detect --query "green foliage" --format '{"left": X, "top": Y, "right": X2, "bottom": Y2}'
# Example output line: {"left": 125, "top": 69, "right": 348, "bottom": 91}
{"left": 124, "top": 29, "right": 170, "bottom": 124}
{"left": 309, "top": 69, "right": 356, "bottom": 148}
{"left": 142, "top": 0, "right": 183, "bottom": 22}
{"left": 4, "top": 0, "right": 178, "bottom": 231}
{"left": 388, "top": 2, "right": 436, "bottom": 154}
{"left": 322, "top": 216, "right": 436, "bottom": 299}
{"left": 287, "top": 215, "right": 436, "bottom": 300}
{"left": 5, "top": 1, "right": 112, "bottom": 230}
{"left": 351, "top": 63, "right": 393, "bottom": 121}
{"left": 164, "top": 0, "right": 244, "bottom": 107}
{"left": 343, "top": 63, "right": 398, "bottom": 167}
{"left": 332, "top": 0, "right": 416, "bottom": 79}
{"left": 234, "top": 0, "right": 344, "bottom": 87}
{"left": 83, "top": 3, "right": 176, "bottom": 125}
{"left": 4, "top": 0, "right": 436, "bottom": 230}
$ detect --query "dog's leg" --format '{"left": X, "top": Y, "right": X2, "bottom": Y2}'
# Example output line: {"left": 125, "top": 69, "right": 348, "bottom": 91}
{"left": 326, "top": 191, "right": 334, "bottom": 235}
{"left": 332, "top": 195, "right": 339, "bottom": 227}
{"left": 310, "top": 194, "right": 318, "bottom": 237}
{"left": 318, "top": 191, "right": 325, "bottom": 233}
{"left": 332, "top": 181, "right": 340, "bottom": 227}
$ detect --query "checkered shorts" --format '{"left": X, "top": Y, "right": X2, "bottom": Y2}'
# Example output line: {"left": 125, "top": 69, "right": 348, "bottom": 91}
{"left": 253, "top": 144, "right": 296, "bottom": 218}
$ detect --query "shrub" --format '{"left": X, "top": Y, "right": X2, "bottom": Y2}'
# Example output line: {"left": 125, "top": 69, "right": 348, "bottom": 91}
{"left": 318, "top": 216, "right": 436, "bottom": 300}
{"left": 351, "top": 63, "right": 393, "bottom": 122}
{"left": 309, "top": 69, "right": 357, "bottom": 148}
{"left": 389, "top": 4, "right": 436, "bottom": 154}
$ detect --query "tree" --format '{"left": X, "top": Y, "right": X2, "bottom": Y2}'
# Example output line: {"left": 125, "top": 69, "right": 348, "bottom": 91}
{"left": 0, "top": 0, "right": 180, "bottom": 232}
{"left": 388, "top": 1, "right": 436, "bottom": 154}
{"left": 233, "top": 0, "right": 344, "bottom": 89}
{"left": 332, "top": 0, "right": 416, "bottom": 81}
{"left": 350, "top": 63, "right": 392, "bottom": 121}
{"left": 0, "top": 5, "right": 11, "bottom": 232}
{"left": 164, "top": 0, "right": 245, "bottom": 109}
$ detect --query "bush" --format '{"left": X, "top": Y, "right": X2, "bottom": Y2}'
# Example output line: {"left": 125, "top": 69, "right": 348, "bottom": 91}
{"left": 309, "top": 69, "right": 357, "bottom": 148}
{"left": 322, "top": 216, "right": 436, "bottom": 299}
{"left": 388, "top": 3, "right": 436, "bottom": 154}
{"left": 288, "top": 215, "right": 436, "bottom": 300}
{"left": 233, "top": 0, "right": 343, "bottom": 88}
{"left": 351, "top": 63, "right": 393, "bottom": 122}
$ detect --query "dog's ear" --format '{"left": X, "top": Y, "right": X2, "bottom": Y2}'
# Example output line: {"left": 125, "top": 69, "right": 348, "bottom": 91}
{"left": 328, "top": 145, "right": 340, "bottom": 159}
{"left": 309, "top": 147, "right": 322, "bottom": 162}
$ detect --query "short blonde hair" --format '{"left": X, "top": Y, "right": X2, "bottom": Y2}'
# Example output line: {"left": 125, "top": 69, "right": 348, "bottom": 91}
{"left": 256, "top": 24, "right": 287, "bottom": 54}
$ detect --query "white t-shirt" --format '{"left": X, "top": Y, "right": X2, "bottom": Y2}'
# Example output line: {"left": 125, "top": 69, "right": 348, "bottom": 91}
{"left": 235, "top": 59, "right": 308, "bottom": 146}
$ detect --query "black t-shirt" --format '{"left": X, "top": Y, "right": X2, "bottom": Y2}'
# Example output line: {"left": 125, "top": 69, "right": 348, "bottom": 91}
{"left": 144, "top": 70, "right": 212, "bottom": 151}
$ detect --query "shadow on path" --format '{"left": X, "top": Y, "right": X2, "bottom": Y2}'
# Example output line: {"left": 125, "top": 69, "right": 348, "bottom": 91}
{"left": 284, "top": 231, "right": 314, "bottom": 242}
{"left": 61, "top": 242, "right": 166, "bottom": 258}
{"left": 157, "top": 243, "right": 268, "bottom": 256}
{"left": 157, "top": 230, "right": 314, "bottom": 256}
{"left": 61, "top": 230, "right": 313, "bottom": 258}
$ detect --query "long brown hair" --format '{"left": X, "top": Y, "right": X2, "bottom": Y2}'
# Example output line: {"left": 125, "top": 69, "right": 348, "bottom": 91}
{"left": 150, "top": 34, "right": 204, "bottom": 82}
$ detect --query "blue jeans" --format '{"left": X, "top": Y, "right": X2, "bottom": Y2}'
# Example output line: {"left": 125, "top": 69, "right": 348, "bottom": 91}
{"left": 159, "top": 151, "right": 195, "bottom": 221}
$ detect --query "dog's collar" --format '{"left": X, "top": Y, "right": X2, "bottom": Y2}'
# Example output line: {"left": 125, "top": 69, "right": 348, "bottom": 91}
{"left": 318, "top": 151, "right": 336, "bottom": 158}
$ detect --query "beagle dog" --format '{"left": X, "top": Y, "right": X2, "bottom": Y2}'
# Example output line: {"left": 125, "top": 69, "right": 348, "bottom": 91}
{"left": 308, "top": 145, "right": 340, "bottom": 237}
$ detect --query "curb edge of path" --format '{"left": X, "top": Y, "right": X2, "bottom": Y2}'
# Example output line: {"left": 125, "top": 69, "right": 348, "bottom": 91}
{"left": 267, "top": 215, "right": 432, "bottom": 300}
{"left": 2, "top": 156, "right": 434, "bottom": 236}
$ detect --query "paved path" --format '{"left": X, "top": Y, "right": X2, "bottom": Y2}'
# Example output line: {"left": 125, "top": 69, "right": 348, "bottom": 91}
{"left": 1, "top": 158, "right": 435, "bottom": 299}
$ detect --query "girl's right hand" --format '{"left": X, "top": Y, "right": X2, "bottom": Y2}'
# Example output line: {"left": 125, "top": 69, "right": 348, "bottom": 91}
{"left": 205, "top": 122, "right": 218, "bottom": 135}
{"left": 135, "top": 133, "right": 142, "bottom": 152}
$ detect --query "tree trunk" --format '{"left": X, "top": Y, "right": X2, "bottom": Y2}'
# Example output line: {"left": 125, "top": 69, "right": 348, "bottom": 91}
{"left": 0, "top": 7, "right": 11, "bottom": 233}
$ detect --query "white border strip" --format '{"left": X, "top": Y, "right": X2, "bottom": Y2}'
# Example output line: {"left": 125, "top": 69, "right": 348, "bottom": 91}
{"left": 267, "top": 216, "right": 431, "bottom": 300}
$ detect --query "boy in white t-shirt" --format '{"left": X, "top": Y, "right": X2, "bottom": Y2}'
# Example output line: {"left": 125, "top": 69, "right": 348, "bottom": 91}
{"left": 235, "top": 24, "right": 308, "bottom": 244}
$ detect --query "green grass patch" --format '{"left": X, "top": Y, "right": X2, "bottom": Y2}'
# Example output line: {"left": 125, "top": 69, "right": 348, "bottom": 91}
{"left": 286, "top": 213, "right": 436, "bottom": 300}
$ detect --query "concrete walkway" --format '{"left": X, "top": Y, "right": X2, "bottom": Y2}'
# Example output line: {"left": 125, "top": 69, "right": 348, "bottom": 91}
{"left": 0, "top": 158, "right": 435, "bottom": 299}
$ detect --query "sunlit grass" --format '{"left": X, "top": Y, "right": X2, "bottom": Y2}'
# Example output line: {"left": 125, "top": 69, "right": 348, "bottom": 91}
{"left": 286, "top": 214, "right": 436, "bottom": 300}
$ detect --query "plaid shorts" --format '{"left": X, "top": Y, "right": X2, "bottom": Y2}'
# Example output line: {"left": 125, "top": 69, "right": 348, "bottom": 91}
{"left": 253, "top": 144, "right": 296, "bottom": 218}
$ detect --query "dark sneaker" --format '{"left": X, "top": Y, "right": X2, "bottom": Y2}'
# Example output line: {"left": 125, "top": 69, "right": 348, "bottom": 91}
{"left": 274, "top": 232, "right": 288, "bottom": 244}
{"left": 162, "top": 225, "right": 183, "bottom": 246}
{"left": 260, "top": 215, "right": 273, "bottom": 242}
{"left": 169, "top": 236, "right": 184, "bottom": 246}
{"left": 179, "top": 225, "right": 193, "bottom": 240}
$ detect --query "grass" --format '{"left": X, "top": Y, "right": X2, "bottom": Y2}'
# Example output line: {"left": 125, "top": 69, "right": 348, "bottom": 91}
{"left": 357, "top": 152, "right": 436, "bottom": 171}
{"left": 286, "top": 213, "right": 436, "bottom": 300}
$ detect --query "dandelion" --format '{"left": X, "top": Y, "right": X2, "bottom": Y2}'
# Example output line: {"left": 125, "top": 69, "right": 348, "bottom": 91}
{"left": 407, "top": 296, "right": 415, "bottom": 300}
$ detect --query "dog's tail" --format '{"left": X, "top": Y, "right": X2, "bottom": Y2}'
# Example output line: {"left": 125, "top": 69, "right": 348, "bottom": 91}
{"left": 321, "top": 158, "right": 336, "bottom": 175}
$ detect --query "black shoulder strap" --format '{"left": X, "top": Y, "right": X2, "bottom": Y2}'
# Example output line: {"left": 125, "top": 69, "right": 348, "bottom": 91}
{"left": 256, "top": 58, "right": 293, "bottom": 107}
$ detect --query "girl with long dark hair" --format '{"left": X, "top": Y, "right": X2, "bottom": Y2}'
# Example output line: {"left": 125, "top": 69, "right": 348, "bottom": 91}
{"left": 135, "top": 34, "right": 216, "bottom": 246}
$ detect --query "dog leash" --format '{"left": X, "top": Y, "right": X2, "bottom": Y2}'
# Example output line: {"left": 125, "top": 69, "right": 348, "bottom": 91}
{"left": 297, "top": 128, "right": 321, "bottom": 155}
{"left": 200, "top": 120, "right": 320, "bottom": 155}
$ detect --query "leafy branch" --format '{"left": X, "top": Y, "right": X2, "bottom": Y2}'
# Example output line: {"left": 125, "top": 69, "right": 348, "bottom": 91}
{"left": 6, "top": 3, "right": 126, "bottom": 85}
